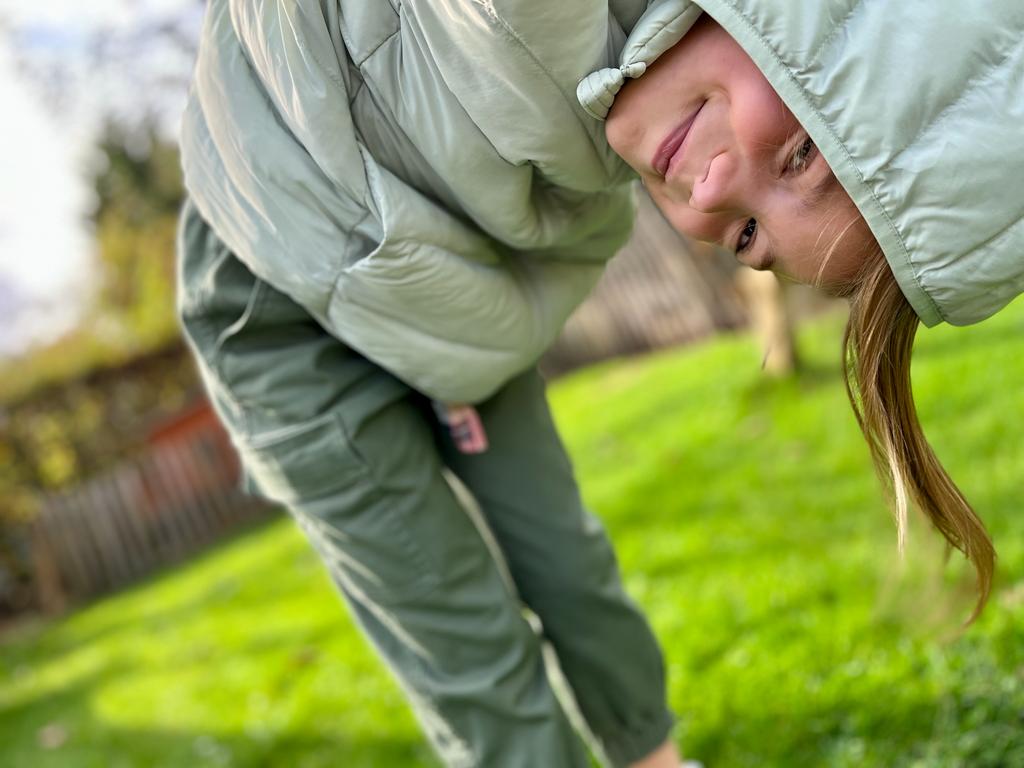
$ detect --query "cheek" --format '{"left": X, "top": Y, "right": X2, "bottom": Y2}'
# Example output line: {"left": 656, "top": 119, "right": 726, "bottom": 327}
{"left": 648, "top": 184, "right": 728, "bottom": 243}
{"left": 819, "top": 216, "right": 877, "bottom": 284}
{"left": 604, "top": 106, "right": 639, "bottom": 161}
{"left": 730, "top": 72, "right": 799, "bottom": 153}
{"left": 605, "top": 76, "right": 659, "bottom": 170}
{"left": 784, "top": 208, "right": 876, "bottom": 286}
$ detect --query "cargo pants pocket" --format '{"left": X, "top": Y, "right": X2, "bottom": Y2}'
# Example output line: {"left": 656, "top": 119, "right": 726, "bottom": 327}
{"left": 236, "top": 409, "right": 442, "bottom": 603}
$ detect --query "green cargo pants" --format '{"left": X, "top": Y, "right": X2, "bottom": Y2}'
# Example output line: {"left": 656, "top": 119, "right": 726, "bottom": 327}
{"left": 177, "top": 201, "right": 674, "bottom": 767}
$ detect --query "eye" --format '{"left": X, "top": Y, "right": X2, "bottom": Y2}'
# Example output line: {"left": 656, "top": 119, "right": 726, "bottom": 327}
{"left": 787, "top": 136, "right": 817, "bottom": 174}
{"left": 735, "top": 218, "right": 757, "bottom": 253}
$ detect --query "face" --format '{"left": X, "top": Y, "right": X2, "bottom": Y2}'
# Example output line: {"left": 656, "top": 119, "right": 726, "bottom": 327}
{"left": 606, "top": 15, "right": 874, "bottom": 287}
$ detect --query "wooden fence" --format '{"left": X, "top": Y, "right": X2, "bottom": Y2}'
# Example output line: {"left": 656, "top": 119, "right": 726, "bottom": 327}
{"left": 30, "top": 418, "right": 273, "bottom": 611}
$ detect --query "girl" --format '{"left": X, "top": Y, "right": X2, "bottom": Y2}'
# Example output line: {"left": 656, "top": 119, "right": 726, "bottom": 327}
{"left": 179, "top": 2, "right": 681, "bottom": 766}
{"left": 589, "top": 0, "right": 1023, "bottom": 623}
{"left": 177, "top": 1, "right": 1021, "bottom": 766}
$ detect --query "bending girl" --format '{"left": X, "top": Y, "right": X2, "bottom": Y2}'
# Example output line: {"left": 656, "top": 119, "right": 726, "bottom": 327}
{"left": 593, "top": 0, "right": 1022, "bottom": 622}
{"left": 177, "top": 0, "right": 1022, "bottom": 766}
{"left": 180, "top": 1, "right": 683, "bottom": 766}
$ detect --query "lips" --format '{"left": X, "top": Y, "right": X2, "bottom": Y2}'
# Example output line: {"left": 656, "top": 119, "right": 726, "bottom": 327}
{"left": 652, "top": 101, "right": 705, "bottom": 179}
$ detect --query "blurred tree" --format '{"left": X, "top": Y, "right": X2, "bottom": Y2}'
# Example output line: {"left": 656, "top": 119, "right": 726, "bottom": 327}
{"left": 0, "top": 121, "right": 189, "bottom": 496}
{"left": 87, "top": 120, "right": 184, "bottom": 352}
{"left": 0, "top": 3, "right": 207, "bottom": 614}
{"left": 0, "top": 0, "right": 204, "bottom": 386}
{"left": 3, "top": 1, "right": 205, "bottom": 138}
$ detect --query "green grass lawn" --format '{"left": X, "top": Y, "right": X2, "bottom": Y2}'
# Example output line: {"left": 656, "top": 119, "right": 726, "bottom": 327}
{"left": 2, "top": 302, "right": 1023, "bottom": 768}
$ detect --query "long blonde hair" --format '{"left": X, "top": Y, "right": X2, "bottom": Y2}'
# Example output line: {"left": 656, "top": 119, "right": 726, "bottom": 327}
{"left": 842, "top": 249, "right": 995, "bottom": 621}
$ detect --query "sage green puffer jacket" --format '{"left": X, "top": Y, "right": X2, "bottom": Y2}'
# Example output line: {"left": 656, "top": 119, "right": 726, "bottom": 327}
{"left": 581, "top": 0, "right": 1024, "bottom": 328}
{"left": 180, "top": 0, "right": 648, "bottom": 404}
{"left": 183, "top": 0, "right": 1023, "bottom": 408}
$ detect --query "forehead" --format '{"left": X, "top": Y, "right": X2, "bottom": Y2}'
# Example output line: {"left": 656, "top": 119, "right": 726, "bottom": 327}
{"left": 771, "top": 187, "right": 872, "bottom": 282}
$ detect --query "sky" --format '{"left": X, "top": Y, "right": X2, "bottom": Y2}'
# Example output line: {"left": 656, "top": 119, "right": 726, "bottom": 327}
{"left": 0, "top": 0, "right": 201, "bottom": 356}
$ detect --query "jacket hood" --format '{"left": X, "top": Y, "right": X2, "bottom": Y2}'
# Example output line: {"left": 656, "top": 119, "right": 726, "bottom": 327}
{"left": 580, "top": 0, "right": 1024, "bottom": 327}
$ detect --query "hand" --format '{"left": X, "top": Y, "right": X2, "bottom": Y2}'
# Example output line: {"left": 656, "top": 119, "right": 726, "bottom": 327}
{"left": 442, "top": 404, "right": 489, "bottom": 454}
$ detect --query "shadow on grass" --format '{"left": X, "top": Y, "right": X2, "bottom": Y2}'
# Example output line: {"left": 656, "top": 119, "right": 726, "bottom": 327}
{"left": 6, "top": 515, "right": 306, "bottom": 657}
{"left": 1, "top": 658, "right": 435, "bottom": 768}
{"left": 738, "top": 361, "right": 843, "bottom": 401}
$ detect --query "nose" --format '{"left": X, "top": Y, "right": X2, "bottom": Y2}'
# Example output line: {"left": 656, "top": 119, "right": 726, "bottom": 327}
{"left": 688, "top": 151, "right": 746, "bottom": 214}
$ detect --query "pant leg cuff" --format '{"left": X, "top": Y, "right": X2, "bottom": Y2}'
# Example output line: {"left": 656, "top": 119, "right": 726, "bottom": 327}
{"left": 602, "top": 709, "right": 675, "bottom": 768}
